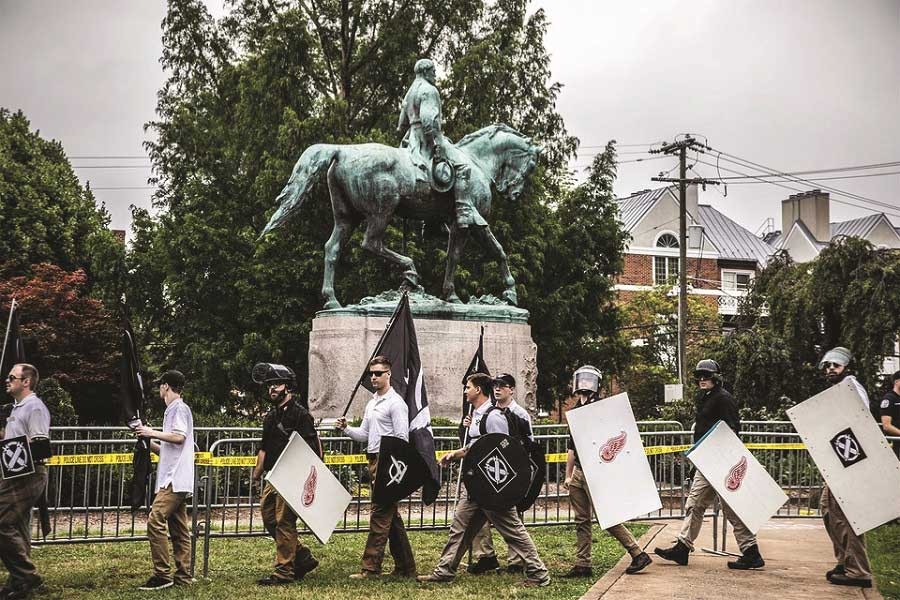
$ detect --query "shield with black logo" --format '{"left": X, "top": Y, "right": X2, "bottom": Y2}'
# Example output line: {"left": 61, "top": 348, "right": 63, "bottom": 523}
{"left": 830, "top": 427, "right": 867, "bottom": 467}
{"left": 462, "top": 433, "right": 530, "bottom": 511}
{"left": 373, "top": 436, "right": 429, "bottom": 505}
{"left": 1, "top": 435, "right": 35, "bottom": 480}
{"left": 516, "top": 442, "right": 546, "bottom": 512}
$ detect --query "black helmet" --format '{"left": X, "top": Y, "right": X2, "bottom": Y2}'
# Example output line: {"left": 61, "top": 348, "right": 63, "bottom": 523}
{"left": 252, "top": 363, "right": 297, "bottom": 390}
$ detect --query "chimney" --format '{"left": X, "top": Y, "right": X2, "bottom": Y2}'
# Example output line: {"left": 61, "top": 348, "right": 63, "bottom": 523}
{"left": 781, "top": 190, "right": 830, "bottom": 242}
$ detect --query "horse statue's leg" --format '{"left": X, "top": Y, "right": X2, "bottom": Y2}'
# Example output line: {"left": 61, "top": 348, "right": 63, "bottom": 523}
{"left": 322, "top": 218, "right": 354, "bottom": 309}
{"left": 472, "top": 226, "right": 518, "bottom": 306}
{"left": 361, "top": 214, "right": 421, "bottom": 291}
{"left": 442, "top": 224, "right": 469, "bottom": 303}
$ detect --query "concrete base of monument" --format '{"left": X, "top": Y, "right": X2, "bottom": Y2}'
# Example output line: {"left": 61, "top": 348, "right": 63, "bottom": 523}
{"left": 307, "top": 310, "right": 537, "bottom": 420}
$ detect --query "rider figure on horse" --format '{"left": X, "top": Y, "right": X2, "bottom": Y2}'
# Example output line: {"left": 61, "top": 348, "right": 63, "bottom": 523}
{"left": 397, "top": 58, "right": 488, "bottom": 229}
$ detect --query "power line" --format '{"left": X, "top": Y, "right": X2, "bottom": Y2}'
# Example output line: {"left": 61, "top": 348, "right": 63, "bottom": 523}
{"left": 68, "top": 155, "right": 150, "bottom": 160}
{"left": 92, "top": 186, "right": 156, "bottom": 191}
{"left": 710, "top": 161, "right": 900, "bottom": 179}
{"left": 72, "top": 165, "right": 152, "bottom": 169}
{"left": 718, "top": 170, "right": 900, "bottom": 184}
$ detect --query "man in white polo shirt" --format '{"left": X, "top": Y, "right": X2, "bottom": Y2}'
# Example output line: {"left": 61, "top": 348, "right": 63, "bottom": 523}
{"left": 335, "top": 355, "right": 416, "bottom": 579}
{"left": 135, "top": 370, "right": 195, "bottom": 590}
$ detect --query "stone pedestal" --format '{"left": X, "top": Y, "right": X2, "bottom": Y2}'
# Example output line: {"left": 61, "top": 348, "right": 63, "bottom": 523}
{"left": 307, "top": 313, "right": 537, "bottom": 420}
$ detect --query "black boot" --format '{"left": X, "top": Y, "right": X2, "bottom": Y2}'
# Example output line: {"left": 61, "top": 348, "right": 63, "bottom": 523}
{"left": 295, "top": 557, "right": 319, "bottom": 580}
{"left": 561, "top": 566, "right": 593, "bottom": 578}
{"left": 467, "top": 555, "right": 500, "bottom": 574}
{"left": 654, "top": 541, "right": 690, "bottom": 566}
{"left": 727, "top": 544, "right": 764, "bottom": 570}
{"left": 625, "top": 552, "right": 652, "bottom": 574}
{"left": 826, "top": 564, "right": 845, "bottom": 581}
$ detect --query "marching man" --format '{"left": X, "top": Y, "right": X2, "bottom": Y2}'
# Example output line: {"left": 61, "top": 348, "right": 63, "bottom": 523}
{"left": 335, "top": 356, "right": 416, "bottom": 579}
{"left": 563, "top": 366, "right": 652, "bottom": 577}
{"left": 654, "top": 359, "right": 765, "bottom": 570}
{"left": 417, "top": 373, "right": 550, "bottom": 587}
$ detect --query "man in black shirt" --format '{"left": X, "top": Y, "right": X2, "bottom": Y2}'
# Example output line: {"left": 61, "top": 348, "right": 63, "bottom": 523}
{"left": 251, "top": 363, "right": 322, "bottom": 586}
{"left": 655, "top": 359, "right": 764, "bottom": 570}
{"left": 880, "top": 370, "right": 900, "bottom": 459}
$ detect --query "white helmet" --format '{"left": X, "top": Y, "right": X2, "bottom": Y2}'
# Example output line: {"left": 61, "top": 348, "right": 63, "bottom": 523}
{"left": 572, "top": 365, "right": 602, "bottom": 395}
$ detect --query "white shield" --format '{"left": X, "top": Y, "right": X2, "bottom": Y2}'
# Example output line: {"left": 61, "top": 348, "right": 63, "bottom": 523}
{"left": 686, "top": 421, "right": 788, "bottom": 534}
{"left": 787, "top": 378, "right": 900, "bottom": 535}
{"left": 567, "top": 393, "right": 661, "bottom": 528}
{"left": 265, "top": 432, "right": 352, "bottom": 543}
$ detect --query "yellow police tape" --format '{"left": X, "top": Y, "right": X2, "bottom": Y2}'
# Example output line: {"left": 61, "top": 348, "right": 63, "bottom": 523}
{"left": 45, "top": 443, "right": 806, "bottom": 468}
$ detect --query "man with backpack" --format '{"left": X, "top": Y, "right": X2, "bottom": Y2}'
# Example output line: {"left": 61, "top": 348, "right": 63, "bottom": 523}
{"left": 417, "top": 373, "right": 550, "bottom": 587}
{"left": 467, "top": 373, "right": 533, "bottom": 574}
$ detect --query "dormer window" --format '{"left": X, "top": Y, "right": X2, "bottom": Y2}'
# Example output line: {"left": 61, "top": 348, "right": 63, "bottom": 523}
{"left": 656, "top": 233, "right": 679, "bottom": 248}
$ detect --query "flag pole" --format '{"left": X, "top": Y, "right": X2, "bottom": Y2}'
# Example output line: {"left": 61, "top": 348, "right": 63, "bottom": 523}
{"left": 0, "top": 299, "right": 17, "bottom": 375}
{"left": 340, "top": 292, "right": 409, "bottom": 418}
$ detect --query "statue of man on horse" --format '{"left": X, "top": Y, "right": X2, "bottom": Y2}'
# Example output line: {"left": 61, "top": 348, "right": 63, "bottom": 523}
{"left": 260, "top": 58, "right": 541, "bottom": 310}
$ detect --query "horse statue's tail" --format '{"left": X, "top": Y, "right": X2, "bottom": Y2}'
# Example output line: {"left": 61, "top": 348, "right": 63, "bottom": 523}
{"left": 259, "top": 145, "right": 338, "bottom": 237}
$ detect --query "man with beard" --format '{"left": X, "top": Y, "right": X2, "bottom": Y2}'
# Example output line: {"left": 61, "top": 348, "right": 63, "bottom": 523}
{"left": 817, "top": 347, "right": 873, "bottom": 588}
{"left": 654, "top": 359, "right": 764, "bottom": 570}
{"left": 252, "top": 363, "right": 322, "bottom": 585}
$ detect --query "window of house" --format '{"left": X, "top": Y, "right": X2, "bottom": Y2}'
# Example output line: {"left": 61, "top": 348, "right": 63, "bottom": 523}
{"left": 722, "top": 270, "right": 753, "bottom": 291}
{"left": 653, "top": 256, "right": 679, "bottom": 285}
{"left": 656, "top": 233, "right": 679, "bottom": 248}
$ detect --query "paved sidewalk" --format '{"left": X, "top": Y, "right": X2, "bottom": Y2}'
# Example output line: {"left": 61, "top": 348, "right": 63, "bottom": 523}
{"left": 582, "top": 518, "right": 883, "bottom": 600}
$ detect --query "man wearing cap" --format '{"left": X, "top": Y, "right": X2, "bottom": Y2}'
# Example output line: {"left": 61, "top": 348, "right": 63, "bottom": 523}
{"left": 335, "top": 356, "right": 416, "bottom": 579}
{"left": 563, "top": 366, "right": 652, "bottom": 578}
{"left": 880, "top": 370, "right": 900, "bottom": 459}
{"left": 1, "top": 364, "right": 51, "bottom": 599}
{"left": 252, "top": 364, "right": 322, "bottom": 585}
{"left": 655, "top": 359, "right": 764, "bottom": 570}
{"left": 467, "top": 373, "right": 532, "bottom": 574}
{"left": 817, "top": 347, "right": 873, "bottom": 588}
{"left": 135, "top": 370, "right": 195, "bottom": 590}
{"left": 417, "top": 373, "right": 550, "bottom": 587}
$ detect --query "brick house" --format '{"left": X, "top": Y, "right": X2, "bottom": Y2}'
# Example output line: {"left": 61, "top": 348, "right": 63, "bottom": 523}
{"left": 615, "top": 184, "right": 776, "bottom": 328}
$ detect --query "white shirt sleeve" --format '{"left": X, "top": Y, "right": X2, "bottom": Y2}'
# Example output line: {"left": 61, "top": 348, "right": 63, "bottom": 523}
{"left": 344, "top": 402, "right": 371, "bottom": 444}
{"left": 391, "top": 397, "right": 409, "bottom": 441}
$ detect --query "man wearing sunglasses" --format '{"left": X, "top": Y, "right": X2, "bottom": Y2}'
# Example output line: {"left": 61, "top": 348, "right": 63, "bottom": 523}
{"left": 251, "top": 363, "right": 321, "bottom": 586}
{"left": 655, "top": 359, "right": 765, "bottom": 570}
{"left": 1, "top": 364, "right": 51, "bottom": 600}
{"left": 335, "top": 356, "right": 416, "bottom": 579}
{"left": 817, "top": 347, "right": 873, "bottom": 588}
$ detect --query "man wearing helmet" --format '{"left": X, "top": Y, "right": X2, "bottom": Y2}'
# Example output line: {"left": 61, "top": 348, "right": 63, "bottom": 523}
{"left": 251, "top": 363, "right": 322, "bottom": 586}
{"left": 655, "top": 359, "right": 765, "bottom": 570}
{"left": 817, "top": 347, "right": 873, "bottom": 588}
{"left": 562, "top": 366, "right": 653, "bottom": 578}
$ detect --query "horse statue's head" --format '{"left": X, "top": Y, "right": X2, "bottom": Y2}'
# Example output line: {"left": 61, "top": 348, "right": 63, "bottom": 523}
{"left": 457, "top": 124, "right": 542, "bottom": 202}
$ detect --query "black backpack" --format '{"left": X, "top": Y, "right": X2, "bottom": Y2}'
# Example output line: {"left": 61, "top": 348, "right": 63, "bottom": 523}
{"left": 479, "top": 405, "right": 534, "bottom": 448}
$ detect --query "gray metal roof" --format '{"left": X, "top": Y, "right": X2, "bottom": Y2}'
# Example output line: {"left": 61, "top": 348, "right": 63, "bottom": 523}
{"left": 698, "top": 205, "right": 777, "bottom": 265}
{"left": 830, "top": 214, "right": 882, "bottom": 240}
{"left": 616, "top": 187, "right": 672, "bottom": 231}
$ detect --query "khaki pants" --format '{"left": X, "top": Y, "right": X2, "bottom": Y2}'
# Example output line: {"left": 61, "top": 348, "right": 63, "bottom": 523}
{"left": 360, "top": 457, "right": 415, "bottom": 575}
{"left": 0, "top": 466, "right": 47, "bottom": 590}
{"left": 471, "top": 518, "right": 525, "bottom": 566}
{"left": 677, "top": 470, "right": 756, "bottom": 552}
{"left": 260, "top": 482, "right": 315, "bottom": 579}
{"left": 431, "top": 493, "right": 548, "bottom": 583}
{"left": 569, "top": 466, "right": 639, "bottom": 567}
{"left": 147, "top": 485, "right": 192, "bottom": 584}
{"left": 821, "top": 484, "right": 871, "bottom": 579}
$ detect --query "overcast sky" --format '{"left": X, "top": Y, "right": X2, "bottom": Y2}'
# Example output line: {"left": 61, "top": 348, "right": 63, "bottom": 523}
{"left": 2, "top": 0, "right": 898, "bottom": 236}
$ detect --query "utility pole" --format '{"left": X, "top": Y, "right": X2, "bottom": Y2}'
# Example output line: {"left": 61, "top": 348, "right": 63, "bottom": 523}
{"left": 650, "top": 136, "right": 719, "bottom": 386}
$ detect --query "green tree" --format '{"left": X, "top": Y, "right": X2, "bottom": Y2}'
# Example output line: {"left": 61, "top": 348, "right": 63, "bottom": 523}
{"left": 0, "top": 109, "right": 125, "bottom": 305}
{"left": 133, "top": 0, "right": 627, "bottom": 413}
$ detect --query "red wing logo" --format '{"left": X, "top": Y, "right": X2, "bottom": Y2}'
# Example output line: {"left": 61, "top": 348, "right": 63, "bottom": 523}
{"left": 599, "top": 431, "right": 627, "bottom": 463}
{"left": 302, "top": 465, "right": 318, "bottom": 507}
{"left": 725, "top": 456, "right": 748, "bottom": 491}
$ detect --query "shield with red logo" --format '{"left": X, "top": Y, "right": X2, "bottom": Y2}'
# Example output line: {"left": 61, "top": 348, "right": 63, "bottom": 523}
{"left": 266, "top": 432, "right": 352, "bottom": 543}
{"left": 686, "top": 420, "right": 787, "bottom": 534}
{"left": 567, "top": 393, "right": 661, "bottom": 528}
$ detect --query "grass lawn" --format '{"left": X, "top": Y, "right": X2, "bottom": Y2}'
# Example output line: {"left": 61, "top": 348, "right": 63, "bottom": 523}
{"left": 27, "top": 523, "right": 647, "bottom": 600}
{"left": 869, "top": 522, "right": 900, "bottom": 600}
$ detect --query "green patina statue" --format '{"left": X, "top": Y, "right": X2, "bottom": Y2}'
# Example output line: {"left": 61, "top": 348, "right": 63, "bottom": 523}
{"left": 260, "top": 59, "right": 541, "bottom": 312}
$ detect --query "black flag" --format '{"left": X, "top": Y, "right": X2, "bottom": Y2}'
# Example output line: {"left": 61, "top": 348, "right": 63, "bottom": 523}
{"left": 120, "top": 323, "right": 151, "bottom": 512}
{"left": 359, "top": 293, "right": 440, "bottom": 504}
{"left": 459, "top": 326, "right": 490, "bottom": 442}
{"left": 1, "top": 299, "right": 26, "bottom": 388}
